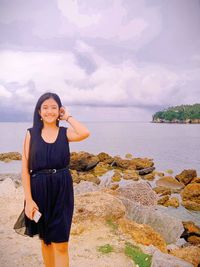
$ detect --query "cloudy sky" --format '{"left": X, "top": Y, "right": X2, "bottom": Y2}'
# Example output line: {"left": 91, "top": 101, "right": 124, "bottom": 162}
{"left": 0, "top": 0, "right": 200, "bottom": 122}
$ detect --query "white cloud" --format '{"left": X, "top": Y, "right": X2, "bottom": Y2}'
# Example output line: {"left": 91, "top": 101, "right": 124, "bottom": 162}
{"left": 0, "top": 50, "right": 86, "bottom": 91}
{"left": 57, "top": 0, "right": 156, "bottom": 45}
{"left": 15, "top": 87, "right": 35, "bottom": 103}
{"left": 0, "top": 85, "right": 12, "bottom": 98}
{"left": 1, "top": 47, "right": 199, "bottom": 110}
{"left": 57, "top": 0, "right": 101, "bottom": 28}
{"left": 75, "top": 40, "right": 94, "bottom": 53}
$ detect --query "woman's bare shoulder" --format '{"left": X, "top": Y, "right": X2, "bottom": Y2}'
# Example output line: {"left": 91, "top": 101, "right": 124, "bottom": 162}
{"left": 26, "top": 129, "right": 31, "bottom": 139}
{"left": 22, "top": 129, "right": 31, "bottom": 161}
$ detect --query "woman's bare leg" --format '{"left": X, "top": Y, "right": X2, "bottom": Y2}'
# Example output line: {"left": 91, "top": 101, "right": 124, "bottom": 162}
{"left": 41, "top": 240, "right": 55, "bottom": 267}
{"left": 52, "top": 242, "right": 69, "bottom": 267}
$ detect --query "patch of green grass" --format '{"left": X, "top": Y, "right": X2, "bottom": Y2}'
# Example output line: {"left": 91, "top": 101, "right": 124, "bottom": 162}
{"left": 105, "top": 218, "right": 118, "bottom": 231}
{"left": 124, "top": 242, "right": 152, "bottom": 267}
{"left": 97, "top": 243, "right": 114, "bottom": 254}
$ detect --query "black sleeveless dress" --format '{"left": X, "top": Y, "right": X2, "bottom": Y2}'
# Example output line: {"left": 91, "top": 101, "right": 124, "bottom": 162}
{"left": 24, "top": 126, "right": 74, "bottom": 245}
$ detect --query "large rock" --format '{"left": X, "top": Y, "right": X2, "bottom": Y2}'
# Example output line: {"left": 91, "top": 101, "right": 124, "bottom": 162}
{"left": 153, "top": 186, "right": 171, "bottom": 196}
{"left": 164, "top": 197, "right": 179, "bottom": 208}
{"left": 170, "top": 246, "right": 200, "bottom": 267}
{"left": 181, "top": 200, "right": 200, "bottom": 211}
{"left": 175, "top": 169, "right": 197, "bottom": 185}
{"left": 156, "top": 176, "right": 184, "bottom": 191}
{"left": 111, "top": 171, "right": 122, "bottom": 182}
{"left": 138, "top": 166, "right": 155, "bottom": 175}
{"left": 114, "top": 198, "right": 184, "bottom": 244}
{"left": 70, "top": 151, "right": 99, "bottom": 171}
{"left": 109, "top": 183, "right": 119, "bottom": 190}
{"left": 157, "top": 195, "right": 169, "bottom": 205}
{"left": 0, "top": 152, "right": 21, "bottom": 162}
{"left": 142, "top": 172, "right": 155, "bottom": 180}
{"left": 158, "top": 196, "right": 179, "bottom": 208}
{"left": 73, "top": 181, "right": 101, "bottom": 195}
{"left": 191, "top": 177, "right": 200, "bottom": 183}
{"left": 97, "top": 152, "right": 114, "bottom": 164}
{"left": 122, "top": 169, "right": 140, "bottom": 180}
{"left": 186, "top": 235, "right": 200, "bottom": 245}
{"left": 92, "top": 162, "right": 112, "bottom": 176}
{"left": 112, "top": 156, "right": 154, "bottom": 170}
{"left": 149, "top": 247, "right": 193, "bottom": 267}
{"left": 73, "top": 191, "right": 126, "bottom": 223}
{"left": 181, "top": 183, "right": 200, "bottom": 211}
{"left": 112, "top": 156, "right": 136, "bottom": 169}
{"left": 78, "top": 172, "right": 101, "bottom": 184}
{"left": 71, "top": 169, "right": 101, "bottom": 184}
{"left": 70, "top": 169, "right": 80, "bottom": 183}
{"left": 131, "top": 158, "right": 154, "bottom": 170}
{"left": 117, "top": 217, "right": 167, "bottom": 253}
{"left": 116, "top": 181, "right": 158, "bottom": 206}
{"left": 181, "top": 221, "right": 200, "bottom": 245}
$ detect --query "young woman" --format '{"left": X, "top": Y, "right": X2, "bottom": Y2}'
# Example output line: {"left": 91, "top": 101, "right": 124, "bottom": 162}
{"left": 21, "top": 92, "right": 90, "bottom": 267}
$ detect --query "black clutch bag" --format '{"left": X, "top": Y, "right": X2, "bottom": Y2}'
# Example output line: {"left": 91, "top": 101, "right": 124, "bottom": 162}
{"left": 13, "top": 200, "right": 28, "bottom": 236}
{"left": 13, "top": 208, "right": 26, "bottom": 235}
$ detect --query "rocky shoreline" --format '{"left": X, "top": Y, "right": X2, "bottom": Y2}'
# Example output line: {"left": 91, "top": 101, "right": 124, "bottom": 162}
{"left": 0, "top": 151, "right": 200, "bottom": 266}
{"left": 152, "top": 118, "right": 200, "bottom": 124}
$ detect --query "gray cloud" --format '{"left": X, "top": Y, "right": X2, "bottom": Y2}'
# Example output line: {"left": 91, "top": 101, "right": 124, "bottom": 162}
{"left": 0, "top": 0, "right": 200, "bottom": 121}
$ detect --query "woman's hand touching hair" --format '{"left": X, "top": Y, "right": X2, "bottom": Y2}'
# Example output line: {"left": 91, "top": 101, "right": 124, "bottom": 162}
{"left": 59, "top": 106, "right": 72, "bottom": 121}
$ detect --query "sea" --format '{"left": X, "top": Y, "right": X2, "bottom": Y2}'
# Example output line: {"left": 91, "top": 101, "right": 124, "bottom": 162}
{"left": 0, "top": 121, "right": 200, "bottom": 175}
{"left": 0, "top": 121, "right": 200, "bottom": 226}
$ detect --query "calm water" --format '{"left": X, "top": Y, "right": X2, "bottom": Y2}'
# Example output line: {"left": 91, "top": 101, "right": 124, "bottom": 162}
{"left": 0, "top": 121, "right": 200, "bottom": 175}
{"left": 1, "top": 121, "right": 200, "bottom": 225}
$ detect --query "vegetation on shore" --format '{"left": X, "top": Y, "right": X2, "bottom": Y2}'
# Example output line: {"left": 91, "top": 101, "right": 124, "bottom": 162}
{"left": 125, "top": 242, "right": 152, "bottom": 267}
{"left": 97, "top": 241, "right": 152, "bottom": 267}
{"left": 98, "top": 218, "right": 153, "bottom": 266}
{"left": 152, "top": 103, "right": 200, "bottom": 123}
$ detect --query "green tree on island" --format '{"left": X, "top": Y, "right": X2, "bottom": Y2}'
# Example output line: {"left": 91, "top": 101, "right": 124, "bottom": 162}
{"left": 152, "top": 104, "right": 200, "bottom": 122}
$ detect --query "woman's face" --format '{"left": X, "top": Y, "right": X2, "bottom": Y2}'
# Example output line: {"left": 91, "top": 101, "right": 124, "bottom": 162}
{"left": 39, "top": 98, "right": 60, "bottom": 124}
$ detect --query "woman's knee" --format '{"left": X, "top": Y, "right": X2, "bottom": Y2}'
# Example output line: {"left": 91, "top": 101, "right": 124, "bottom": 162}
{"left": 41, "top": 240, "right": 53, "bottom": 249}
{"left": 52, "top": 242, "right": 68, "bottom": 254}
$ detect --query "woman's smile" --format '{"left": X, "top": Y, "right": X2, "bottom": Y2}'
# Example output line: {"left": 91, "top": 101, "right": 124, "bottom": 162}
{"left": 39, "top": 98, "right": 60, "bottom": 122}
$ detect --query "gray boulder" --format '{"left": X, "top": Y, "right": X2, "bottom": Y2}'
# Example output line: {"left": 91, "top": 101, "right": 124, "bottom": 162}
{"left": 117, "top": 197, "right": 184, "bottom": 244}
{"left": 74, "top": 180, "right": 100, "bottom": 195}
{"left": 150, "top": 249, "right": 193, "bottom": 267}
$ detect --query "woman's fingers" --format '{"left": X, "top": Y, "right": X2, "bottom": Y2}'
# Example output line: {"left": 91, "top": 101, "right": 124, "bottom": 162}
{"left": 60, "top": 106, "right": 65, "bottom": 114}
{"left": 25, "top": 203, "right": 39, "bottom": 220}
{"left": 31, "top": 209, "right": 36, "bottom": 219}
{"left": 33, "top": 201, "right": 39, "bottom": 210}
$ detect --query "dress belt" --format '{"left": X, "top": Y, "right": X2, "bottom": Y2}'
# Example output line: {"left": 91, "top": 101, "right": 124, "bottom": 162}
{"left": 30, "top": 166, "right": 70, "bottom": 176}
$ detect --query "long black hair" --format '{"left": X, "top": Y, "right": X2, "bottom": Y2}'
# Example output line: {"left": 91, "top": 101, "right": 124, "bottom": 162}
{"left": 27, "top": 92, "right": 62, "bottom": 171}
{"left": 32, "top": 92, "right": 62, "bottom": 131}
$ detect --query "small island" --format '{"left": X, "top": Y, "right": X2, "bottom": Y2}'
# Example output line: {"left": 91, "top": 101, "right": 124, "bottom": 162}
{"left": 152, "top": 103, "right": 200, "bottom": 123}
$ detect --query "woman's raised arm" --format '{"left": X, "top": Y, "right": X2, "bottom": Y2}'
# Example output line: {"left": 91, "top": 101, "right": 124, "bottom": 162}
{"left": 66, "top": 117, "right": 90, "bottom": 142}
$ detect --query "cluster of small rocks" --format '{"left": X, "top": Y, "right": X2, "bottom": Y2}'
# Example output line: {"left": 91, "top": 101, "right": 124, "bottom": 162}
{"left": 1, "top": 150, "right": 200, "bottom": 266}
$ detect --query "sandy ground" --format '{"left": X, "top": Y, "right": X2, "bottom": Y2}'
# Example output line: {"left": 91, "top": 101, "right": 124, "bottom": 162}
{"left": 0, "top": 183, "right": 136, "bottom": 267}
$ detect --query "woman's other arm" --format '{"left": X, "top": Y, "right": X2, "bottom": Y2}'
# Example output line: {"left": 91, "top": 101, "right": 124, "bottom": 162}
{"left": 21, "top": 130, "right": 32, "bottom": 201}
{"left": 21, "top": 130, "right": 38, "bottom": 219}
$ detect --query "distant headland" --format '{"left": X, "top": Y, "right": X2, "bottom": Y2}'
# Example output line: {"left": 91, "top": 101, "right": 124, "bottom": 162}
{"left": 152, "top": 103, "right": 200, "bottom": 124}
